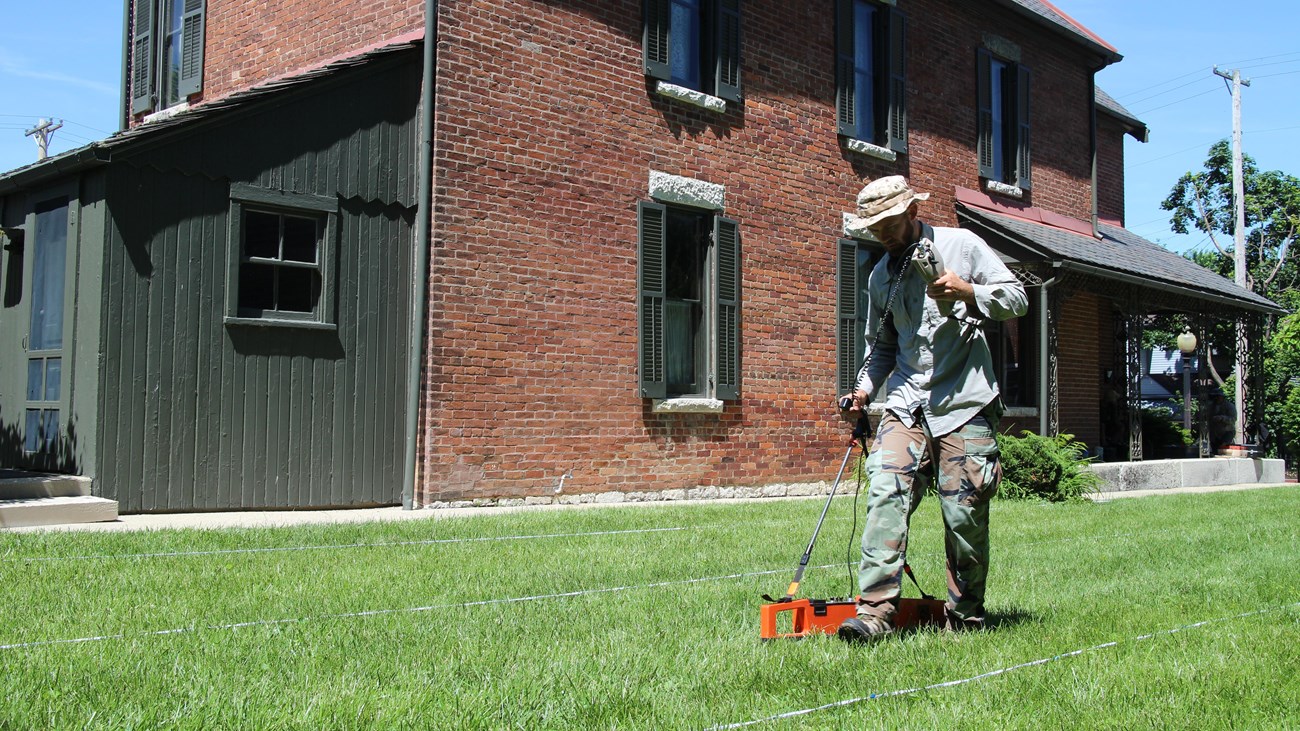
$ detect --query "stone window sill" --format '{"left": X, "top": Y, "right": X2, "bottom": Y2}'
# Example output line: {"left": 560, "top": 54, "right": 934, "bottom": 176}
{"left": 985, "top": 179, "right": 1026, "bottom": 199}
{"left": 652, "top": 397, "right": 725, "bottom": 414}
{"left": 654, "top": 81, "right": 728, "bottom": 113}
{"left": 841, "top": 136, "right": 898, "bottom": 162}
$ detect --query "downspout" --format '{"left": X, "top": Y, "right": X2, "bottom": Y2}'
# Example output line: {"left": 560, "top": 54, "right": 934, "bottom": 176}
{"left": 1088, "top": 72, "right": 1099, "bottom": 237}
{"left": 1038, "top": 265, "right": 1062, "bottom": 436}
{"left": 403, "top": 0, "right": 438, "bottom": 510}
{"left": 120, "top": 0, "right": 131, "bottom": 132}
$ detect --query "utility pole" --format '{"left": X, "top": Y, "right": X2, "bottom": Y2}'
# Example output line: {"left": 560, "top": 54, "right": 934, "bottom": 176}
{"left": 1214, "top": 66, "right": 1250, "bottom": 447}
{"left": 24, "top": 118, "right": 64, "bottom": 161}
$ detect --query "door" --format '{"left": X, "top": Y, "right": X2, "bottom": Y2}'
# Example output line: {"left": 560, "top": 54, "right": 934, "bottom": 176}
{"left": 23, "top": 194, "right": 73, "bottom": 466}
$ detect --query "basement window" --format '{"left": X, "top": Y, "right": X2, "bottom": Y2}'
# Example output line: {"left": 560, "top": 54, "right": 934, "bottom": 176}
{"left": 225, "top": 184, "right": 337, "bottom": 329}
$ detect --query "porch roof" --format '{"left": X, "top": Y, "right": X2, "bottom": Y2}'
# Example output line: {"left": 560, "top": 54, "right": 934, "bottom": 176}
{"left": 955, "top": 194, "right": 1284, "bottom": 315}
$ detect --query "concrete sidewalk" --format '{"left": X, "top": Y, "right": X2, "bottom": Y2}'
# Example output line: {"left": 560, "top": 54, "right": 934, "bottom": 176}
{"left": 1088, "top": 481, "right": 1296, "bottom": 502}
{"left": 6, "top": 482, "right": 1294, "bottom": 533}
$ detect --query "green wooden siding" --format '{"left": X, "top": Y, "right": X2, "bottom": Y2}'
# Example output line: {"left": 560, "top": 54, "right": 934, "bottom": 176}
{"left": 95, "top": 53, "right": 420, "bottom": 511}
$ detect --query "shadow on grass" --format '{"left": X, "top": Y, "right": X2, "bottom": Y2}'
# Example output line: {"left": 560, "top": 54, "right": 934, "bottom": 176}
{"left": 984, "top": 605, "right": 1037, "bottom": 631}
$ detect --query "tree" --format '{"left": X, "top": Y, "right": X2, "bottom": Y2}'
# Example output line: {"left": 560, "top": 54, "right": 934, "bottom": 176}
{"left": 1161, "top": 141, "right": 1300, "bottom": 460}
{"left": 1162, "top": 140, "right": 1300, "bottom": 297}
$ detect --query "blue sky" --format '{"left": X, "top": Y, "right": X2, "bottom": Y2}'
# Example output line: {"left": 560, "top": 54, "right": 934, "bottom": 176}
{"left": 1, "top": 1, "right": 1296, "bottom": 256}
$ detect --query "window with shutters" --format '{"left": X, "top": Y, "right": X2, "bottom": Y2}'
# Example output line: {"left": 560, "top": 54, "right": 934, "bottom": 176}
{"left": 835, "top": 238, "right": 885, "bottom": 397}
{"left": 984, "top": 296, "right": 1037, "bottom": 407}
{"left": 226, "top": 185, "right": 338, "bottom": 329}
{"left": 977, "top": 48, "right": 1032, "bottom": 190}
{"left": 835, "top": 0, "right": 907, "bottom": 154}
{"left": 638, "top": 201, "right": 740, "bottom": 401}
{"left": 130, "top": 0, "right": 206, "bottom": 116}
{"left": 643, "top": 0, "right": 742, "bottom": 104}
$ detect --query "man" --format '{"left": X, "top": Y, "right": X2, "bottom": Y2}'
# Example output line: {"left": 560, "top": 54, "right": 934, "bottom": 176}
{"left": 837, "top": 176, "right": 1028, "bottom": 641}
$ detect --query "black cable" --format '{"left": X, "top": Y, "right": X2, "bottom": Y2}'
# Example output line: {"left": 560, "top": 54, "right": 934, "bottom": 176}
{"left": 845, "top": 448, "right": 864, "bottom": 599}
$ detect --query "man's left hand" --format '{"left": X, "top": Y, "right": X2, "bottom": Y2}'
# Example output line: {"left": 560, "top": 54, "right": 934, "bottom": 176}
{"left": 927, "top": 270, "right": 975, "bottom": 305}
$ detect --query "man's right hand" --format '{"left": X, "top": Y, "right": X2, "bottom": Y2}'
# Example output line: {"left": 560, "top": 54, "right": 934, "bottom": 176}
{"left": 838, "top": 390, "right": 869, "bottom": 421}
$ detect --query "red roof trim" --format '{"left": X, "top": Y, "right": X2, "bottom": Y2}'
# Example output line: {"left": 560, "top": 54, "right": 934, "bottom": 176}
{"left": 953, "top": 186, "right": 1099, "bottom": 239}
{"left": 1037, "top": 0, "right": 1118, "bottom": 53}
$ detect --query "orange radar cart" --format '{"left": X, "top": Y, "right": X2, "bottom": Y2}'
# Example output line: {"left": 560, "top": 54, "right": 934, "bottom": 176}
{"left": 759, "top": 409, "right": 946, "bottom": 640}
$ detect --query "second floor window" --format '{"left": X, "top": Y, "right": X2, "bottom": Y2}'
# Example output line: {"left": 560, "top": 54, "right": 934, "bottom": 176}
{"left": 131, "top": 0, "right": 207, "bottom": 115}
{"left": 835, "top": 0, "right": 907, "bottom": 152}
{"left": 643, "top": 0, "right": 743, "bottom": 103}
{"left": 977, "top": 48, "right": 1032, "bottom": 189}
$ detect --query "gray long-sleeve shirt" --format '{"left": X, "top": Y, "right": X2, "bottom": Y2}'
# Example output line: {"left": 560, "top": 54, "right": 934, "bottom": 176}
{"left": 854, "top": 222, "right": 1028, "bottom": 437}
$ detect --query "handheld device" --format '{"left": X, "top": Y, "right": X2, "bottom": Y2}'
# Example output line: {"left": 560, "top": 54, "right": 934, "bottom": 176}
{"left": 911, "top": 238, "right": 953, "bottom": 317}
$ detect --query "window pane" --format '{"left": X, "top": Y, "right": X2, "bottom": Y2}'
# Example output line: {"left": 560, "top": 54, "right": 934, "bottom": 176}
{"left": 665, "top": 300, "right": 697, "bottom": 391}
{"left": 281, "top": 216, "right": 319, "bottom": 263}
{"left": 670, "top": 0, "right": 702, "bottom": 89}
{"left": 853, "top": 1, "right": 876, "bottom": 140}
{"left": 25, "top": 409, "right": 41, "bottom": 453}
{"left": 27, "top": 359, "right": 44, "bottom": 401}
{"left": 276, "top": 268, "right": 318, "bottom": 313}
{"left": 990, "top": 59, "right": 1007, "bottom": 182}
{"left": 665, "top": 208, "right": 705, "bottom": 300}
{"left": 160, "top": 0, "right": 187, "bottom": 107}
{"left": 42, "top": 409, "right": 60, "bottom": 449}
{"left": 29, "top": 200, "right": 68, "bottom": 351}
{"left": 238, "top": 263, "right": 276, "bottom": 311}
{"left": 44, "top": 358, "right": 61, "bottom": 402}
{"left": 244, "top": 211, "right": 281, "bottom": 259}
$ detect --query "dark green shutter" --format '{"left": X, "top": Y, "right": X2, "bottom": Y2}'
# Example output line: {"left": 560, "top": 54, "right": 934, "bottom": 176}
{"left": 834, "top": 0, "right": 855, "bottom": 136}
{"left": 884, "top": 8, "right": 908, "bottom": 153}
{"left": 714, "top": 0, "right": 742, "bottom": 102}
{"left": 643, "top": 0, "right": 671, "bottom": 81}
{"left": 178, "top": 0, "right": 205, "bottom": 97}
{"left": 1016, "top": 64, "right": 1032, "bottom": 190}
{"left": 714, "top": 216, "right": 741, "bottom": 400}
{"left": 836, "top": 239, "right": 860, "bottom": 395}
{"left": 131, "top": 0, "right": 155, "bottom": 114}
{"left": 976, "top": 48, "right": 995, "bottom": 180}
{"left": 638, "top": 201, "right": 667, "bottom": 399}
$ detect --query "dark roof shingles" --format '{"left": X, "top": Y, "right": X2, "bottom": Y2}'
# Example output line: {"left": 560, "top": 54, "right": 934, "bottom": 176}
{"left": 958, "top": 205, "right": 1279, "bottom": 311}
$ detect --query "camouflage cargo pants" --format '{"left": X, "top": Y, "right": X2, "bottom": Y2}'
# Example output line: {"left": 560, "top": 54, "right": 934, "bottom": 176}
{"left": 856, "top": 409, "right": 1001, "bottom": 624}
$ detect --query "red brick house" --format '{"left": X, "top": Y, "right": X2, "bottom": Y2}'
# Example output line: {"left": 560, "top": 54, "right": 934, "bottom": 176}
{"left": 0, "top": 0, "right": 1279, "bottom": 512}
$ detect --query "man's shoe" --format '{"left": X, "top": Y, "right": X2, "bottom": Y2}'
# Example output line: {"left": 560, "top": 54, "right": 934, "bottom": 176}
{"left": 837, "top": 615, "right": 895, "bottom": 643}
{"left": 944, "top": 611, "right": 986, "bottom": 633}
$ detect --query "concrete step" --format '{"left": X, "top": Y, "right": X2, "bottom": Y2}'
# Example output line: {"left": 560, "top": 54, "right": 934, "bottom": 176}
{"left": 0, "top": 495, "right": 119, "bottom": 529}
{"left": 0, "top": 471, "right": 94, "bottom": 500}
{"left": 1089, "top": 457, "right": 1286, "bottom": 493}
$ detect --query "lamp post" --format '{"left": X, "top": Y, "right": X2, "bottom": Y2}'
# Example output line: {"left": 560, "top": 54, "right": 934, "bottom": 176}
{"left": 1177, "top": 328, "right": 1197, "bottom": 453}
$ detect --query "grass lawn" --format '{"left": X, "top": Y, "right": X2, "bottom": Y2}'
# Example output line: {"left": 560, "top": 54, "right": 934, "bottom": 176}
{"left": 1, "top": 486, "right": 1297, "bottom": 729}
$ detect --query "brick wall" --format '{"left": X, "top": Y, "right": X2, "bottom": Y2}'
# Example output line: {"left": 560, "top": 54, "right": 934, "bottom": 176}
{"left": 1096, "top": 113, "right": 1127, "bottom": 224}
{"left": 1056, "top": 290, "right": 1104, "bottom": 449}
{"left": 416, "top": 0, "right": 1110, "bottom": 502}
{"left": 126, "top": 0, "right": 424, "bottom": 124}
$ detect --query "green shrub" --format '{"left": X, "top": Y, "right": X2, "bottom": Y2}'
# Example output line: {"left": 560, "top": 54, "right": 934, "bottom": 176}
{"left": 996, "top": 430, "right": 1101, "bottom": 502}
{"left": 1139, "top": 405, "right": 1193, "bottom": 459}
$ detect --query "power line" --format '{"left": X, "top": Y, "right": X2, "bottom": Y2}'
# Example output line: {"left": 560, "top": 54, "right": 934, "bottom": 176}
{"left": 0, "top": 115, "right": 112, "bottom": 135}
{"left": 1219, "top": 49, "right": 1300, "bottom": 67}
{"left": 1124, "top": 77, "right": 1218, "bottom": 107}
{"left": 1115, "top": 51, "right": 1300, "bottom": 102}
{"left": 1236, "top": 58, "right": 1300, "bottom": 72}
{"left": 1130, "top": 87, "right": 1221, "bottom": 115}
{"left": 1115, "top": 68, "right": 1206, "bottom": 101}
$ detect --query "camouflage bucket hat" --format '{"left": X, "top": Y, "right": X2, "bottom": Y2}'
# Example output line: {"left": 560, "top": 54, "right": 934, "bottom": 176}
{"left": 845, "top": 175, "right": 930, "bottom": 237}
